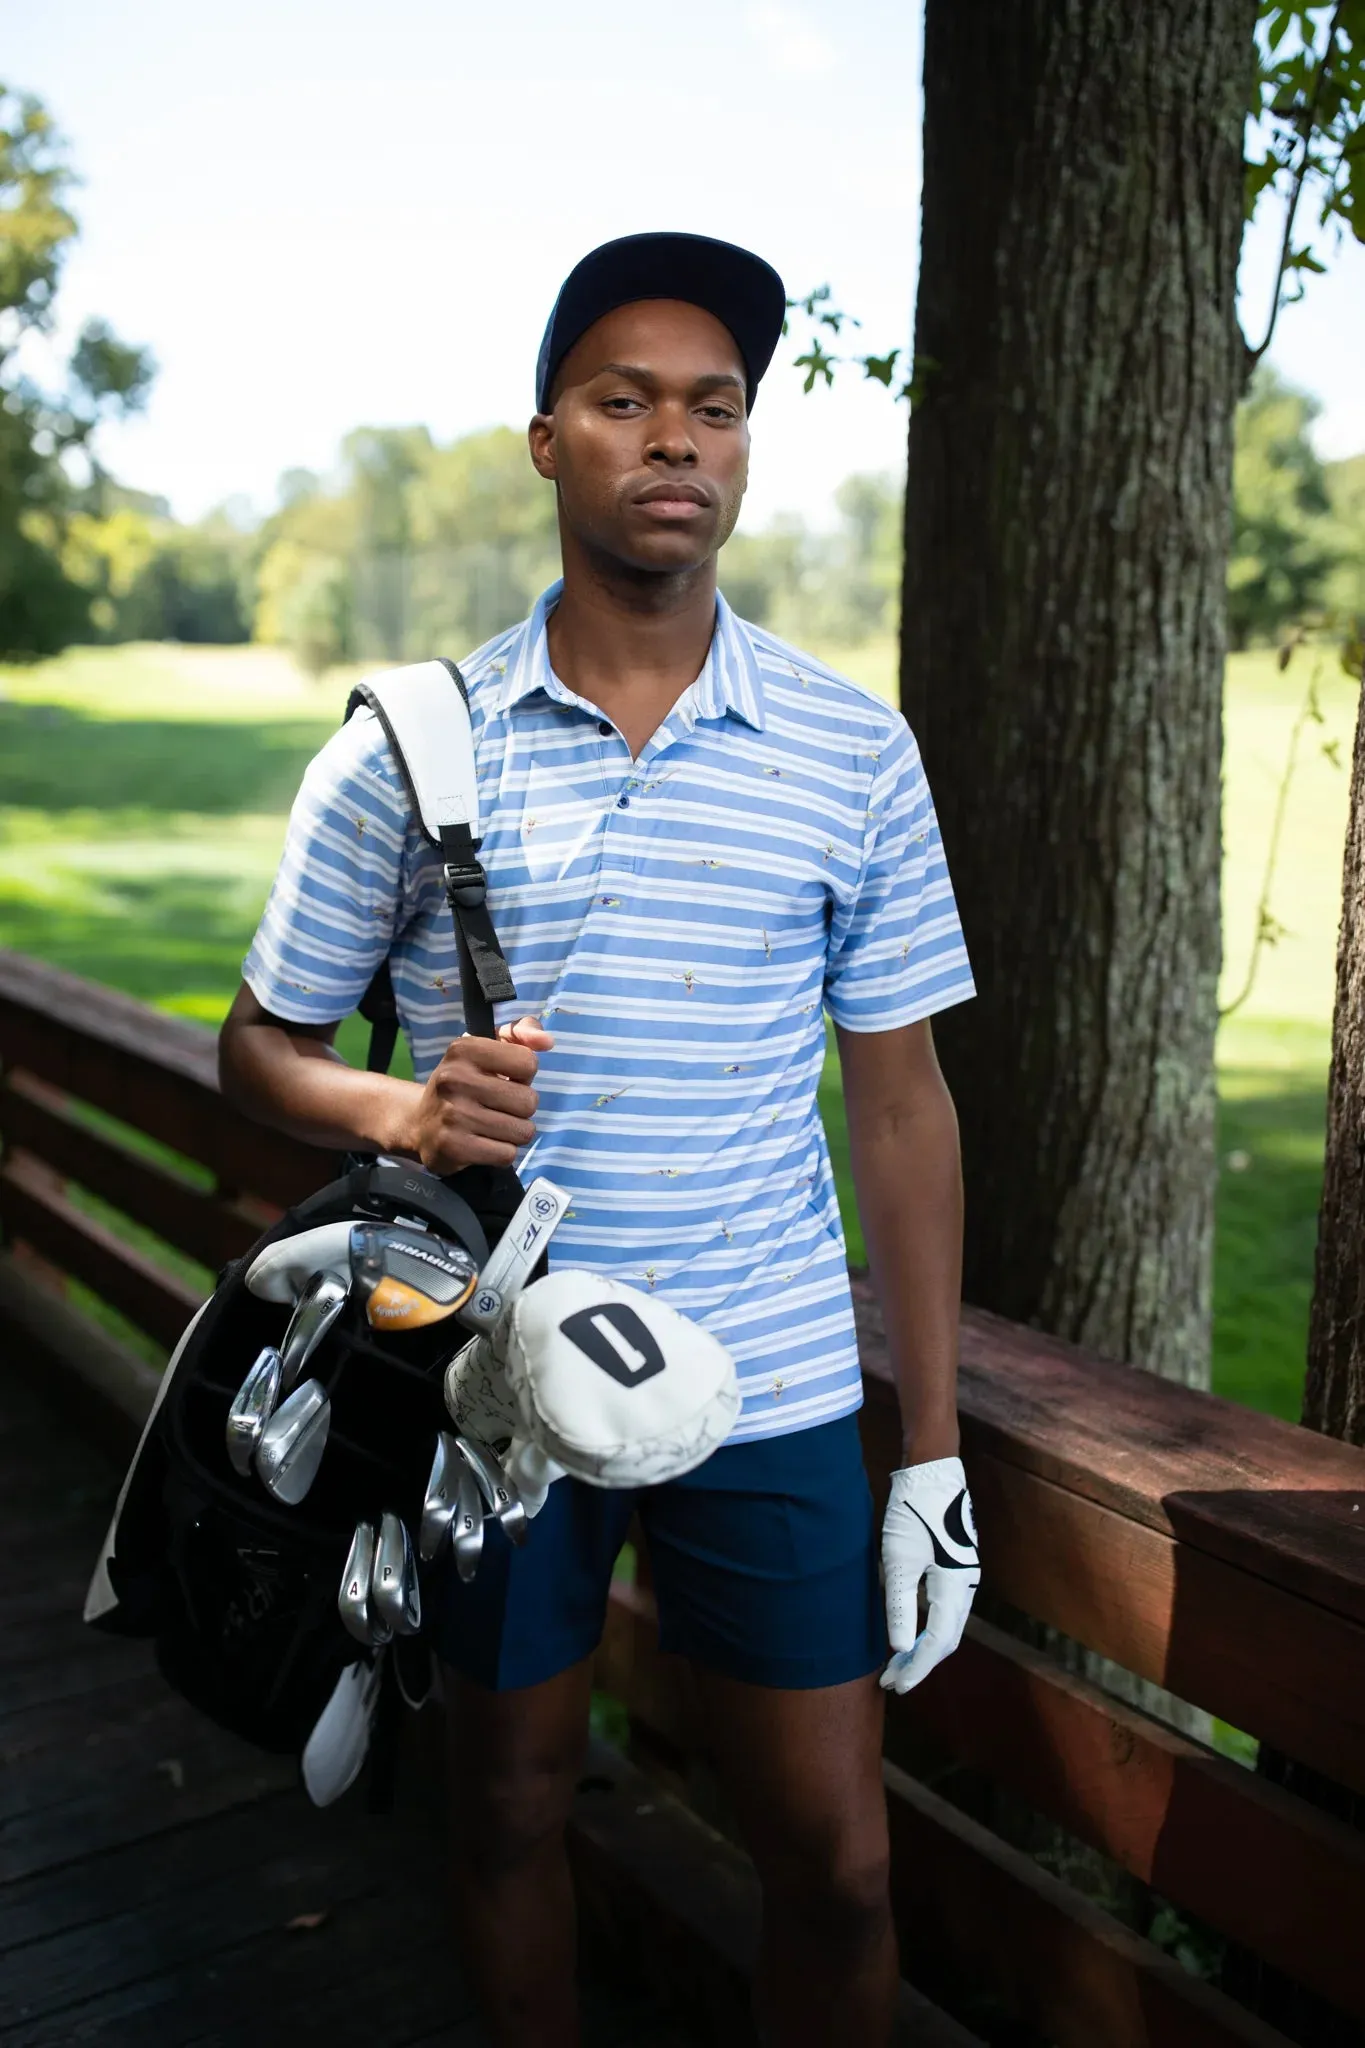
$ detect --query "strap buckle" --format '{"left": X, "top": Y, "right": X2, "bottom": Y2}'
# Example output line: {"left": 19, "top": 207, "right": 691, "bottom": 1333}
{"left": 442, "top": 859, "right": 487, "bottom": 912}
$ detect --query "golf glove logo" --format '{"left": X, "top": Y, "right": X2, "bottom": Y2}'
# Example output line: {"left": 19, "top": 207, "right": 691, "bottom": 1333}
{"left": 880, "top": 1455, "right": 980, "bottom": 1695}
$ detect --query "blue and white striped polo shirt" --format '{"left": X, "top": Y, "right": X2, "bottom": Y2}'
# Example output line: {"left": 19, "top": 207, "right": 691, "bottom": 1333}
{"left": 244, "top": 582, "right": 973, "bottom": 1442}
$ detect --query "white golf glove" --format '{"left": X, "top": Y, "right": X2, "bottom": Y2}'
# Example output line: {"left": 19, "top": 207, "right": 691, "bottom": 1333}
{"left": 880, "top": 1455, "right": 980, "bottom": 1695}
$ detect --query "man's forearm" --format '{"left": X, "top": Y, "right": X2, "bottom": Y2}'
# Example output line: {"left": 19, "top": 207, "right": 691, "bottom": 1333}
{"left": 837, "top": 1022, "right": 963, "bottom": 1466}
{"left": 219, "top": 999, "right": 421, "bottom": 1156}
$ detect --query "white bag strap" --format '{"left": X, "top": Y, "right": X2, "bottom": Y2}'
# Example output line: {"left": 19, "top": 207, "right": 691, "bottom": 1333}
{"left": 347, "top": 659, "right": 481, "bottom": 841}
{"left": 344, "top": 660, "right": 516, "bottom": 1047}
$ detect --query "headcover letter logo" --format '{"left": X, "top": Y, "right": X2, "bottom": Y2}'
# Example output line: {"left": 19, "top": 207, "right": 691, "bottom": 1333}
{"left": 559, "top": 1303, "right": 666, "bottom": 1389}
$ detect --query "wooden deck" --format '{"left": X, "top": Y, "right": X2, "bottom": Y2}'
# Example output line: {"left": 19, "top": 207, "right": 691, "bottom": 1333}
{"left": 8, "top": 949, "right": 1365, "bottom": 2046}
{"left": 0, "top": 1359, "right": 698, "bottom": 2048}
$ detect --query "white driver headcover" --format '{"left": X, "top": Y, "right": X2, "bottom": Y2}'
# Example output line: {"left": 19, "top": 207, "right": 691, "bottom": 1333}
{"left": 504, "top": 1271, "right": 739, "bottom": 1488}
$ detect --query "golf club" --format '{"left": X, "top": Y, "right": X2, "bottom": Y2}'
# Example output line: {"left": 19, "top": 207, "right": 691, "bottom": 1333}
{"left": 254, "top": 1378, "right": 331, "bottom": 1504}
{"left": 301, "top": 1656, "right": 384, "bottom": 1807}
{"left": 349, "top": 1222, "right": 479, "bottom": 1332}
{"left": 451, "top": 1448, "right": 485, "bottom": 1583}
{"left": 338, "top": 1519, "right": 390, "bottom": 1647}
{"left": 225, "top": 1346, "right": 282, "bottom": 1477}
{"left": 456, "top": 1432, "right": 529, "bottom": 1547}
{"left": 461, "top": 1176, "right": 570, "bottom": 1330}
{"left": 279, "top": 1271, "right": 349, "bottom": 1390}
{"left": 419, "top": 1433, "right": 457, "bottom": 1563}
{"left": 372, "top": 1510, "right": 421, "bottom": 1637}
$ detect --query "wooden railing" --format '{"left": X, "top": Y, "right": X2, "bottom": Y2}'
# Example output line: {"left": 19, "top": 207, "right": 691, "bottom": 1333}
{"left": 2, "top": 946, "right": 1362, "bottom": 2048}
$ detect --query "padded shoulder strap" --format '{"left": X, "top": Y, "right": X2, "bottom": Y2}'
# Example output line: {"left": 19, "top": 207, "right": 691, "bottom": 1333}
{"left": 345, "top": 658, "right": 480, "bottom": 842}
{"left": 343, "top": 659, "right": 517, "bottom": 1047}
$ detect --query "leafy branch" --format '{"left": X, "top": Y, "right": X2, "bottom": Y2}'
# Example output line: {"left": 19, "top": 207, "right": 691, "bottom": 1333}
{"left": 782, "top": 284, "right": 938, "bottom": 406}
{"left": 1220, "top": 627, "right": 1356, "bottom": 1019}
{"left": 1246, "top": 1, "right": 1365, "bottom": 359}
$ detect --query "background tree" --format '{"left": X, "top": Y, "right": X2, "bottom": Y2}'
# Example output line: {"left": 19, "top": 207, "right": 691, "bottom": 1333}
{"left": 898, "top": 0, "right": 1255, "bottom": 1387}
{"left": 0, "top": 84, "right": 153, "bottom": 656}
{"left": 1229, "top": 367, "right": 1340, "bottom": 644}
{"left": 776, "top": 6, "right": 1365, "bottom": 1394}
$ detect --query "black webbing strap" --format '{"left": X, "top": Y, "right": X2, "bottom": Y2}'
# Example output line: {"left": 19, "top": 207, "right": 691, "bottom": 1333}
{"left": 347, "top": 662, "right": 519, "bottom": 1070}
{"left": 358, "top": 960, "right": 400, "bottom": 1075}
{"left": 438, "top": 822, "right": 517, "bottom": 1042}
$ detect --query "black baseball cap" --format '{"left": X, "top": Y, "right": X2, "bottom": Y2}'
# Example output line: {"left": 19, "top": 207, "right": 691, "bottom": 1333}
{"left": 535, "top": 232, "right": 787, "bottom": 415}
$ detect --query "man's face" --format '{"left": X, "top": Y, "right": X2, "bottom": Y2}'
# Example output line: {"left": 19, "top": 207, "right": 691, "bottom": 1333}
{"left": 528, "top": 298, "right": 750, "bottom": 574}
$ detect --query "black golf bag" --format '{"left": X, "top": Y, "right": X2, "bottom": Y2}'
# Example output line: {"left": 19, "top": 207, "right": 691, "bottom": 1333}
{"left": 85, "top": 660, "right": 537, "bottom": 1788}
{"left": 86, "top": 1157, "right": 536, "bottom": 1760}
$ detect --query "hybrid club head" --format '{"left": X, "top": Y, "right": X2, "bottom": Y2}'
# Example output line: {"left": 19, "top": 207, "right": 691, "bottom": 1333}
{"left": 279, "top": 1271, "right": 349, "bottom": 1391}
{"left": 225, "top": 1347, "right": 282, "bottom": 1477}
{"left": 372, "top": 1511, "right": 421, "bottom": 1637}
{"left": 254, "top": 1378, "right": 331, "bottom": 1505}
{"left": 450, "top": 1451, "right": 485, "bottom": 1584}
{"left": 349, "top": 1223, "right": 479, "bottom": 1332}
{"left": 456, "top": 1432, "right": 529, "bottom": 1548}
{"left": 419, "top": 1433, "right": 458, "bottom": 1564}
{"left": 338, "top": 1520, "right": 390, "bottom": 1647}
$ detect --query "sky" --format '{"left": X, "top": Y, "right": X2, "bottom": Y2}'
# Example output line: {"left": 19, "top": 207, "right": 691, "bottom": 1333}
{"left": 9, "top": 0, "right": 1365, "bottom": 533}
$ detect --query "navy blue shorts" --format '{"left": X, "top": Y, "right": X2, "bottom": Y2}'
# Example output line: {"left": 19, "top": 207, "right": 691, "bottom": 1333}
{"left": 433, "top": 1413, "right": 886, "bottom": 1692}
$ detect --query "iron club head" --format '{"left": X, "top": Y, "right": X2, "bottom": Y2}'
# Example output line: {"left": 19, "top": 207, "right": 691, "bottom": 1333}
{"left": 338, "top": 1520, "right": 387, "bottom": 1646}
{"left": 254, "top": 1379, "right": 331, "bottom": 1505}
{"left": 372, "top": 1511, "right": 421, "bottom": 1637}
{"left": 279, "top": 1271, "right": 349, "bottom": 1391}
{"left": 419, "top": 1433, "right": 458, "bottom": 1564}
{"left": 225, "top": 1347, "right": 282, "bottom": 1477}
{"left": 349, "top": 1223, "right": 479, "bottom": 1332}
{"left": 456, "top": 1432, "right": 529, "bottom": 1548}
{"left": 450, "top": 1450, "right": 485, "bottom": 1584}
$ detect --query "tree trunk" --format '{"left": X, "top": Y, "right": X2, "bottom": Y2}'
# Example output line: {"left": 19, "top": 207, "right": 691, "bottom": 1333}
{"left": 1304, "top": 676, "right": 1365, "bottom": 1442}
{"left": 901, "top": 0, "right": 1254, "bottom": 1386}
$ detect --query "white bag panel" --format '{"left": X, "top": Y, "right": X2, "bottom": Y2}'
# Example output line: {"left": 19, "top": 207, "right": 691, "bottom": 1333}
{"left": 361, "top": 662, "right": 480, "bottom": 838}
{"left": 83, "top": 1300, "right": 211, "bottom": 1624}
{"left": 506, "top": 1271, "right": 740, "bottom": 1489}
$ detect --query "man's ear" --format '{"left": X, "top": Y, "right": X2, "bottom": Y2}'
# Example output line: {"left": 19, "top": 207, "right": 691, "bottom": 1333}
{"left": 527, "top": 412, "right": 557, "bottom": 481}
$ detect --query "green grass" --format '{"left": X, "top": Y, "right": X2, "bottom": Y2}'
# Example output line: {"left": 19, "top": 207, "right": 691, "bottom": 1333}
{"left": 0, "top": 637, "right": 1350, "bottom": 1421}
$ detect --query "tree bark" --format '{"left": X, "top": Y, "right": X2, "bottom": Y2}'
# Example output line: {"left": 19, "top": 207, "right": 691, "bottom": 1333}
{"left": 1304, "top": 676, "right": 1365, "bottom": 1442}
{"left": 902, "top": 0, "right": 1255, "bottom": 1386}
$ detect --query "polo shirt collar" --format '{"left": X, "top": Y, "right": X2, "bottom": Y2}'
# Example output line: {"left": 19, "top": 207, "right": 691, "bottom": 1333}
{"left": 499, "top": 582, "right": 766, "bottom": 732}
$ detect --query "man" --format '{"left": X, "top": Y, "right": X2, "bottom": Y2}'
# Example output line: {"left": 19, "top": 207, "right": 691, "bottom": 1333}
{"left": 220, "top": 233, "right": 976, "bottom": 2048}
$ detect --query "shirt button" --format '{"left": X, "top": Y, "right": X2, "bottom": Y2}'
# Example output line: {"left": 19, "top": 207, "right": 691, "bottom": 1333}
{"left": 617, "top": 795, "right": 630, "bottom": 809}
{"left": 597, "top": 720, "right": 612, "bottom": 736}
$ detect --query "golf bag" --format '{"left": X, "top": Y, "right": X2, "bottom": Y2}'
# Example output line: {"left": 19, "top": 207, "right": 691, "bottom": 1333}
{"left": 84, "top": 661, "right": 540, "bottom": 1796}
{"left": 84, "top": 1160, "right": 534, "bottom": 1757}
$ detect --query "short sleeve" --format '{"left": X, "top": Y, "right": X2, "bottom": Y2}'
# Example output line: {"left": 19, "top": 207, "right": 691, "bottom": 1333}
{"left": 243, "top": 711, "right": 414, "bottom": 1025}
{"left": 823, "top": 718, "right": 975, "bottom": 1032}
